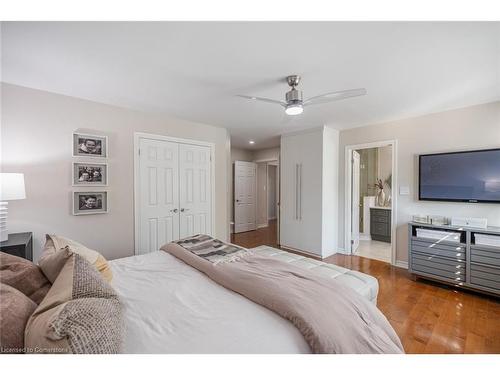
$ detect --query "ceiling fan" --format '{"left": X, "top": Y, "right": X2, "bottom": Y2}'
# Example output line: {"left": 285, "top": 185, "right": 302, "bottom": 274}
{"left": 237, "top": 75, "right": 366, "bottom": 116}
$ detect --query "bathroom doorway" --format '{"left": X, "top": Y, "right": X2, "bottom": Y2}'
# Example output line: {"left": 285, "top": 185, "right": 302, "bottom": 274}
{"left": 345, "top": 140, "right": 397, "bottom": 264}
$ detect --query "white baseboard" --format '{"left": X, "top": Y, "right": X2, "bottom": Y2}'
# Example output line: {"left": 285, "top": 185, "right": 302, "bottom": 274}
{"left": 268, "top": 216, "right": 277, "bottom": 220}
{"left": 257, "top": 223, "right": 268, "bottom": 229}
{"left": 280, "top": 245, "right": 323, "bottom": 260}
{"left": 394, "top": 260, "right": 408, "bottom": 269}
{"left": 335, "top": 247, "right": 348, "bottom": 254}
{"left": 359, "top": 233, "right": 372, "bottom": 241}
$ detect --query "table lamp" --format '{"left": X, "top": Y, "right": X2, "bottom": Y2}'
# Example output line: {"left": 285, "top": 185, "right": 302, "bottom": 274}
{"left": 0, "top": 173, "right": 26, "bottom": 242}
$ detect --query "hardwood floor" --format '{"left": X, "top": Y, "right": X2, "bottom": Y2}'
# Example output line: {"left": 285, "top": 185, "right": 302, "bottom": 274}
{"left": 231, "top": 221, "right": 500, "bottom": 354}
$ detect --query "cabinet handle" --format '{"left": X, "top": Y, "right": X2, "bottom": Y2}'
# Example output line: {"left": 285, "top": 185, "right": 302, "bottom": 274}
{"left": 295, "top": 164, "right": 299, "bottom": 220}
{"left": 299, "top": 163, "right": 302, "bottom": 220}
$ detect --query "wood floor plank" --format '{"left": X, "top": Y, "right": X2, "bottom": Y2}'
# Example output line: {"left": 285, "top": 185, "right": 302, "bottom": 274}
{"left": 231, "top": 221, "right": 500, "bottom": 354}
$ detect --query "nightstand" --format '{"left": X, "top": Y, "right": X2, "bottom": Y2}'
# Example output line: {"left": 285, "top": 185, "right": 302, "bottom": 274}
{"left": 0, "top": 232, "right": 33, "bottom": 261}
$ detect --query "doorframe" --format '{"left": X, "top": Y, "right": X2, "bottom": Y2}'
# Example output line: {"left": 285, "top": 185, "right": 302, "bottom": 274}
{"left": 255, "top": 159, "right": 279, "bottom": 234}
{"left": 233, "top": 160, "right": 258, "bottom": 234}
{"left": 256, "top": 161, "right": 269, "bottom": 229}
{"left": 133, "top": 132, "right": 216, "bottom": 255}
{"left": 344, "top": 139, "right": 398, "bottom": 266}
{"left": 266, "top": 161, "right": 279, "bottom": 221}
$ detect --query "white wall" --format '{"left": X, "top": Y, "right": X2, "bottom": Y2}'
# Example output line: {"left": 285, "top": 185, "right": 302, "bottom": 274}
{"left": 1, "top": 83, "right": 231, "bottom": 261}
{"left": 253, "top": 147, "right": 279, "bottom": 161}
{"left": 377, "top": 145, "right": 392, "bottom": 199}
{"left": 339, "top": 101, "right": 500, "bottom": 263}
{"left": 231, "top": 147, "right": 254, "bottom": 164}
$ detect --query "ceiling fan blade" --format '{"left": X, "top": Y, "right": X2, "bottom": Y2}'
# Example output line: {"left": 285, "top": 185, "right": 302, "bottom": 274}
{"left": 303, "top": 88, "right": 367, "bottom": 106}
{"left": 237, "top": 95, "right": 287, "bottom": 107}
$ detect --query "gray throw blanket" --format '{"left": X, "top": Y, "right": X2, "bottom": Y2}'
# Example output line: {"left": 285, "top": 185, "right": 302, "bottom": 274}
{"left": 163, "top": 237, "right": 404, "bottom": 354}
{"left": 173, "top": 234, "right": 250, "bottom": 264}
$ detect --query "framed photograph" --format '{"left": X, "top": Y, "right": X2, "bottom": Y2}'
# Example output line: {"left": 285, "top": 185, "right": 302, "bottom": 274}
{"left": 73, "top": 132, "right": 108, "bottom": 158}
{"left": 73, "top": 191, "right": 108, "bottom": 215}
{"left": 73, "top": 162, "right": 108, "bottom": 186}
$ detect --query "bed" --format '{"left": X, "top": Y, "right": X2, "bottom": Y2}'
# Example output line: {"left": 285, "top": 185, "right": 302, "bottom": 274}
{"left": 3, "top": 234, "right": 401, "bottom": 354}
{"left": 110, "top": 245, "right": 380, "bottom": 354}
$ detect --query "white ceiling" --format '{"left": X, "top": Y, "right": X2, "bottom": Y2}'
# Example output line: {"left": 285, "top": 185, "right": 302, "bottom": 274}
{"left": 2, "top": 22, "right": 499, "bottom": 149}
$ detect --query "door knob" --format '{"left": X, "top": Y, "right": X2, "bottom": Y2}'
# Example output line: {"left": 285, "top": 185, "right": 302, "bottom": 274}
{"left": 180, "top": 208, "right": 189, "bottom": 212}
{"left": 170, "top": 208, "right": 178, "bottom": 213}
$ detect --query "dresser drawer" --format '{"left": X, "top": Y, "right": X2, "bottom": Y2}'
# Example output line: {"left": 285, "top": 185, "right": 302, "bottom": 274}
{"left": 412, "top": 264, "right": 465, "bottom": 282}
{"left": 411, "top": 238, "right": 466, "bottom": 260}
{"left": 371, "top": 208, "right": 391, "bottom": 217}
{"left": 470, "top": 263, "right": 500, "bottom": 291}
{"left": 373, "top": 214, "right": 389, "bottom": 223}
{"left": 412, "top": 236, "right": 466, "bottom": 250}
{"left": 412, "top": 253, "right": 465, "bottom": 272}
{"left": 372, "top": 222, "right": 389, "bottom": 235}
{"left": 471, "top": 263, "right": 500, "bottom": 280}
{"left": 470, "top": 245, "right": 500, "bottom": 267}
{"left": 411, "top": 253, "right": 465, "bottom": 281}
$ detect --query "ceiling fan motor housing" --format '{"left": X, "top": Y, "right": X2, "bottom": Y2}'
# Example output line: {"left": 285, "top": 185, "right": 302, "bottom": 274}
{"left": 285, "top": 88, "right": 303, "bottom": 104}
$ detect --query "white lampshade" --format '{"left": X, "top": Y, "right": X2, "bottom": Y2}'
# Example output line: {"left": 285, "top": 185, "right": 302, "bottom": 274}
{"left": 0, "top": 173, "right": 26, "bottom": 201}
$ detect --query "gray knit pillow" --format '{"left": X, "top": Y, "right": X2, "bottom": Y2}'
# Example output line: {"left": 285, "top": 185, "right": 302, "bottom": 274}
{"left": 50, "top": 297, "right": 122, "bottom": 354}
{"left": 25, "top": 253, "right": 123, "bottom": 354}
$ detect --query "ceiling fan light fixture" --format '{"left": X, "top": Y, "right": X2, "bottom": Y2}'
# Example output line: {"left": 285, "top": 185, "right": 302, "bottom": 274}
{"left": 238, "top": 75, "right": 366, "bottom": 118}
{"left": 285, "top": 104, "right": 303, "bottom": 116}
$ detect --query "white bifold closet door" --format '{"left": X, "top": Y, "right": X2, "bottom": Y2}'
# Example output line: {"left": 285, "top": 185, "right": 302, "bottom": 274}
{"left": 138, "top": 137, "right": 211, "bottom": 254}
{"left": 178, "top": 143, "right": 212, "bottom": 238}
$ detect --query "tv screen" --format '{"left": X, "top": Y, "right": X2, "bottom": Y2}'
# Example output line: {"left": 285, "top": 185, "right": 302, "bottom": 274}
{"left": 419, "top": 148, "right": 500, "bottom": 203}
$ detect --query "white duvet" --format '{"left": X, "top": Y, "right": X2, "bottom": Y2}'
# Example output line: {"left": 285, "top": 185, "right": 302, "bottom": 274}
{"left": 110, "top": 251, "right": 311, "bottom": 354}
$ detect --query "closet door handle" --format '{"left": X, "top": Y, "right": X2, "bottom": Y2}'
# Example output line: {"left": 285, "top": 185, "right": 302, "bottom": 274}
{"left": 295, "top": 164, "right": 299, "bottom": 220}
{"left": 170, "top": 208, "right": 178, "bottom": 213}
{"left": 299, "top": 163, "right": 303, "bottom": 220}
{"left": 180, "top": 208, "right": 189, "bottom": 212}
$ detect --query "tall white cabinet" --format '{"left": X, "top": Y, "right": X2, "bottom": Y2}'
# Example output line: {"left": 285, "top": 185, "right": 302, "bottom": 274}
{"left": 280, "top": 126, "right": 339, "bottom": 258}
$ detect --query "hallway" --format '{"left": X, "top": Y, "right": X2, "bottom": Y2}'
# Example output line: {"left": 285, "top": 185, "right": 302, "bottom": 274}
{"left": 231, "top": 219, "right": 278, "bottom": 249}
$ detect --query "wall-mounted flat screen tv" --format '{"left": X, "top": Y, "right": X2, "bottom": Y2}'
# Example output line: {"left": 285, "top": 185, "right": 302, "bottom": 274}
{"left": 419, "top": 148, "right": 500, "bottom": 203}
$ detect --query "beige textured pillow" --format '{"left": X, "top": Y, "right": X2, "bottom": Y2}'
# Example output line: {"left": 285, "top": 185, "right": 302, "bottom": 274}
{"left": 0, "top": 252, "right": 51, "bottom": 304}
{"left": 39, "top": 234, "right": 112, "bottom": 282}
{"left": 38, "top": 247, "right": 73, "bottom": 284}
{"left": 25, "top": 253, "right": 122, "bottom": 354}
{"left": 0, "top": 283, "right": 38, "bottom": 352}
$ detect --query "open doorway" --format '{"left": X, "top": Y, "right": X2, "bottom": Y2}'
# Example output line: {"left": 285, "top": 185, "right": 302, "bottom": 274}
{"left": 346, "top": 141, "right": 397, "bottom": 264}
{"left": 255, "top": 160, "right": 279, "bottom": 232}
{"left": 232, "top": 157, "right": 279, "bottom": 248}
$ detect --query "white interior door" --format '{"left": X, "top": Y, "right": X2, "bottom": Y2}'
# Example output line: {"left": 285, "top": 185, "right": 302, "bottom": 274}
{"left": 234, "top": 161, "right": 257, "bottom": 233}
{"left": 138, "top": 138, "right": 180, "bottom": 254}
{"left": 179, "top": 143, "right": 212, "bottom": 238}
{"left": 351, "top": 150, "right": 361, "bottom": 252}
